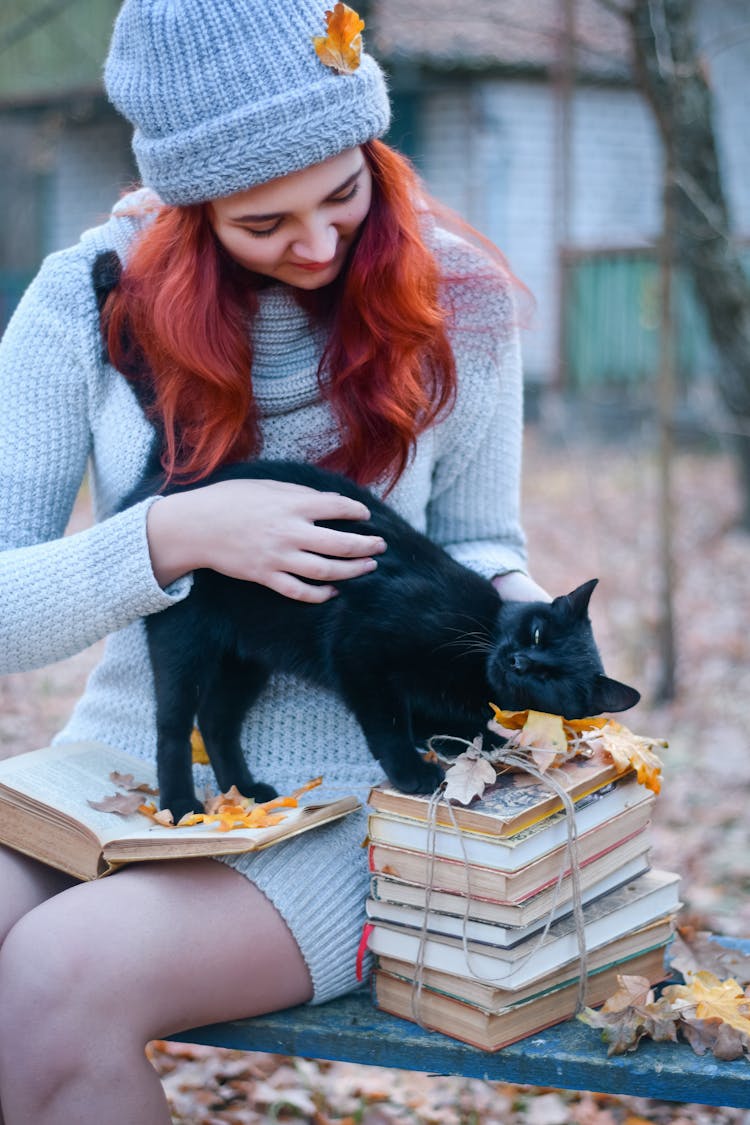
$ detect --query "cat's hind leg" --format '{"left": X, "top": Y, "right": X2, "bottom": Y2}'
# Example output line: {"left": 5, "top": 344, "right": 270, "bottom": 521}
{"left": 340, "top": 670, "right": 443, "bottom": 795}
{"left": 196, "top": 653, "right": 278, "bottom": 803}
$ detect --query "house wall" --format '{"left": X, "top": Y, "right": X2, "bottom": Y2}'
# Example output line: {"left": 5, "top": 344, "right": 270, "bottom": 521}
{"left": 419, "top": 79, "right": 663, "bottom": 383}
{"left": 47, "top": 115, "right": 135, "bottom": 253}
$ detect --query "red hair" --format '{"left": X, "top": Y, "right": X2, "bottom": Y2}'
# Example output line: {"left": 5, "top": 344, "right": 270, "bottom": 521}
{"left": 103, "top": 141, "right": 510, "bottom": 489}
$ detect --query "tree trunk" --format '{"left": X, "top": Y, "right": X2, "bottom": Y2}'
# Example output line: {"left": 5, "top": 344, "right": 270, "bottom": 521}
{"left": 629, "top": 0, "right": 750, "bottom": 529}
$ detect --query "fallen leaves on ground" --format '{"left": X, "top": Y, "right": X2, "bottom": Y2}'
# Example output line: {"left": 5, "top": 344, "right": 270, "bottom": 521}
{"left": 145, "top": 1042, "right": 750, "bottom": 1124}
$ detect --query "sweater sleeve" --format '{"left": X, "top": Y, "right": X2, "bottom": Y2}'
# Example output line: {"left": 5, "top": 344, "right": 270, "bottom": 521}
{"left": 0, "top": 249, "right": 191, "bottom": 675}
{"left": 425, "top": 254, "right": 528, "bottom": 580}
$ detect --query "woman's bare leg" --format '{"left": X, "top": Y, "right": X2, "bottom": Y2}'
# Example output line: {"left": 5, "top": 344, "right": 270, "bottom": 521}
{"left": 0, "top": 846, "right": 79, "bottom": 1125}
{"left": 0, "top": 859, "right": 314, "bottom": 1125}
{"left": 0, "top": 846, "right": 77, "bottom": 944}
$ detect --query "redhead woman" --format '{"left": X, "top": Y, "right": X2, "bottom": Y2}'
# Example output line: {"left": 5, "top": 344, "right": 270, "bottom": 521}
{"left": 0, "top": 2, "right": 547, "bottom": 1121}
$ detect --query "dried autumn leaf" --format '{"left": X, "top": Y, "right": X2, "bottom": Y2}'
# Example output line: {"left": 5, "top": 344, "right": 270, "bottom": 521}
{"left": 191, "top": 726, "right": 210, "bottom": 765}
{"left": 488, "top": 704, "right": 529, "bottom": 732}
{"left": 312, "top": 2, "right": 364, "bottom": 75}
{"left": 137, "top": 801, "right": 176, "bottom": 827}
{"left": 579, "top": 974, "right": 679, "bottom": 1056}
{"left": 88, "top": 790, "right": 145, "bottom": 815}
{"left": 586, "top": 721, "right": 664, "bottom": 794}
{"left": 516, "top": 710, "right": 568, "bottom": 761}
{"left": 290, "top": 776, "right": 323, "bottom": 800}
{"left": 670, "top": 926, "right": 750, "bottom": 987}
{"left": 443, "top": 747, "right": 497, "bottom": 805}
{"left": 663, "top": 971, "right": 750, "bottom": 1036}
{"left": 109, "top": 771, "right": 158, "bottom": 793}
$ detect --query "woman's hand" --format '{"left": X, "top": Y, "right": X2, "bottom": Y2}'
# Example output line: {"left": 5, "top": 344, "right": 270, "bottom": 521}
{"left": 492, "top": 570, "right": 552, "bottom": 603}
{"left": 146, "top": 478, "right": 386, "bottom": 603}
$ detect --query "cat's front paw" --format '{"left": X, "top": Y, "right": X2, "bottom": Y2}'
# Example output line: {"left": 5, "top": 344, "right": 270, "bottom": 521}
{"left": 386, "top": 757, "right": 444, "bottom": 796}
{"left": 245, "top": 781, "right": 279, "bottom": 803}
{"left": 164, "top": 796, "right": 204, "bottom": 823}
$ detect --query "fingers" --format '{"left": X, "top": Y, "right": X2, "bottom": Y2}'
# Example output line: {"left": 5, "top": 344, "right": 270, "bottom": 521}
{"left": 269, "top": 574, "right": 340, "bottom": 604}
{"left": 264, "top": 482, "right": 373, "bottom": 524}
{"left": 267, "top": 545, "right": 383, "bottom": 604}
{"left": 305, "top": 525, "right": 386, "bottom": 560}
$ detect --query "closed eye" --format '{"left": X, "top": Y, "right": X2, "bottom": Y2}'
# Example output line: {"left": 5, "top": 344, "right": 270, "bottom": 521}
{"left": 237, "top": 180, "right": 362, "bottom": 239}
{"left": 532, "top": 626, "right": 542, "bottom": 646}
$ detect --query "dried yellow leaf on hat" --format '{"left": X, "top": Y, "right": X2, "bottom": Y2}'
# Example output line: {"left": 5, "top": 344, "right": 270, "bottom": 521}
{"left": 313, "top": 3, "right": 364, "bottom": 75}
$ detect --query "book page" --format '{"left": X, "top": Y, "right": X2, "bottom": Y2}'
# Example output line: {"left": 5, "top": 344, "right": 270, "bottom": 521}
{"left": 0, "top": 743, "right": 161, "bottom": 845}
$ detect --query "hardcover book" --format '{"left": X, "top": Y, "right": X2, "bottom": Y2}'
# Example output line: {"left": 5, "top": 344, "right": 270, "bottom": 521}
{"left": 373, "top": 945, "right": 667, "bottom": 1051}
{"left": 367, "top": 796, "right": 654, "bottom": 903}
{"left": 368, "top": 850, "right": 650, "bottom": 946}
{"left": 0, "top": 742, "right": 360, "bottom": 881}
{"left": 375, "top": 916, "right": 674, "bottom": 1011}
{"left": 368, "top": 749, "right": 631, "bottom": 838}
{"left": 368, "top": 778, "right": 651, "bottom": 873}
{"left": 366, "top": 869, "right": 681, "bottom": 990}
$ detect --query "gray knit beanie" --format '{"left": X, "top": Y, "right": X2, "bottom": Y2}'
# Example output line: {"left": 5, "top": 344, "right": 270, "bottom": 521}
{"left": 104, "top": 0, "right": 391, "bottom": 206}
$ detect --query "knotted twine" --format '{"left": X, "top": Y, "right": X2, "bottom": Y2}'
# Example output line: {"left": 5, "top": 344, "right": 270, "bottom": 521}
{"left": 409, "top": 740, "right": 589, "bottom": 1028}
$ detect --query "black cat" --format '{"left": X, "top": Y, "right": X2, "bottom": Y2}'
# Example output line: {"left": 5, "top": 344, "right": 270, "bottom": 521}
{"left": 125, "top": 459, "right": 640, "bottom": 821}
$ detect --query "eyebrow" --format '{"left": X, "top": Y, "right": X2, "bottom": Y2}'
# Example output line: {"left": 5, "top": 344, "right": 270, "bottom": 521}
{"left": 229, "top": 165, "right": 365, "bottom": 224}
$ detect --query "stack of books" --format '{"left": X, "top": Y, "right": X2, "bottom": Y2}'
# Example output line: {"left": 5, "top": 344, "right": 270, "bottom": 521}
{"left": 364, "top": 752, "right": 681, "bottom": 1051}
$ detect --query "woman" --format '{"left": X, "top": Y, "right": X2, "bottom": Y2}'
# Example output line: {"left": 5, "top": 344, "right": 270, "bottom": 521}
{"left": 0, "top": 2, "right": 547, "bottom": 1121}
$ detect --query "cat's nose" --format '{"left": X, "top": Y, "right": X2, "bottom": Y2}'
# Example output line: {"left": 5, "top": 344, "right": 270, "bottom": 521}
{"left": 510, "top": 653, "right": 529, "bottom": 672}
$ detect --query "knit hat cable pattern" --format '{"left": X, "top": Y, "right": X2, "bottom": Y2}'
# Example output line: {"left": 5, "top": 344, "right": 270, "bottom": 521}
{"left": 104, "top": 0, "right": 391, "bottom": 205}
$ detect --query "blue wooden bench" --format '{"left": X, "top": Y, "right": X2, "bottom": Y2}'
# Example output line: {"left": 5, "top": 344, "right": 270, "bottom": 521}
{"left": 171, "top": 937, "right": 750, "bottom": 1109}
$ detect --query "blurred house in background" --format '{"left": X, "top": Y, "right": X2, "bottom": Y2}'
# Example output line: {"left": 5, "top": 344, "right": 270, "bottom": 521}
{"left": 1, "top": 0, "right": 748, "bottom": 396}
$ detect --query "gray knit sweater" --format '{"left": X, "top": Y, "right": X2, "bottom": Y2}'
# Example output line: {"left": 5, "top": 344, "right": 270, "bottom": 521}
{"left": 0, "top": 191, "right": 527, "bottom": 1003}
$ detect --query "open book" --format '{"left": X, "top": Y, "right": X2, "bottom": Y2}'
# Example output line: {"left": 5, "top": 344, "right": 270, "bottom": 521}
{"left": 0, "top": 742, "right": 360, "bottom": 881}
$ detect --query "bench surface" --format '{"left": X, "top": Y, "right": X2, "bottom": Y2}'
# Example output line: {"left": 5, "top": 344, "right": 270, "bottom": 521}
{"left": 172, "top": 940, "right": 750, "bottom": 1110}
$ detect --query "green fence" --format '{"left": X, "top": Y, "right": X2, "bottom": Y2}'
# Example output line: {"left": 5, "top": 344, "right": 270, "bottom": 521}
{"left": 560, "top": 247, "right": 750, "bottom": 390}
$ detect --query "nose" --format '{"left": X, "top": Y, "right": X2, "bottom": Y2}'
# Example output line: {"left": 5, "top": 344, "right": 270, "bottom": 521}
{"left": 510, "top": 653, "right": 529, "bottom": 672}
{"left": 292, "top": 219, "right": 338, "bottom": 264}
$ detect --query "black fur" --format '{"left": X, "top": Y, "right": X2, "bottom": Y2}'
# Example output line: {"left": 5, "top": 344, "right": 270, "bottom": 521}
{"left": 123, "top": 459, "right": 640, "bottom": 821}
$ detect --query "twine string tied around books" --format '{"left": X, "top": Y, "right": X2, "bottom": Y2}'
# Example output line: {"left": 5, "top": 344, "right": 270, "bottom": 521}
{"left": 410, "top": 740, "right": 589, "bottom": 1028}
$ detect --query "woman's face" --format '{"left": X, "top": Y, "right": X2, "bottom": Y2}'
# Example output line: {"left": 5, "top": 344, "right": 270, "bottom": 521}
{"left": 208, "top": 147, "right": 373, "bottom": 290}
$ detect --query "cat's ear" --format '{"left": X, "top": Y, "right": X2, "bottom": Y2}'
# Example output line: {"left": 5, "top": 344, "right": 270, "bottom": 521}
{"left": 553, "top": 578, "right": 599, "bottom": 618}
{"left": 591, "top": 674, "right": 641, "bottom": 714}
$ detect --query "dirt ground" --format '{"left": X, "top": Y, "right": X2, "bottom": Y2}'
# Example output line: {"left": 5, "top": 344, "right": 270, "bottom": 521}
{"left": 2, "top": 422, "right": 749, "bottom": 1122}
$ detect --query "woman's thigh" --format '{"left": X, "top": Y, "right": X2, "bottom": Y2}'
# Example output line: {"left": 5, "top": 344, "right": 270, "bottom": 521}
{"left": 0, "top": 845, "right": 78, "bottom": 945}
{"left": 0, "top": 857, "right": 314, "bottom": 1041}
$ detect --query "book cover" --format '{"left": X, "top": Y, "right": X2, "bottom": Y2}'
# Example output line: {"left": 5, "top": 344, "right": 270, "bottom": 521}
{"left": 368, "top": 796, "right": 654, "bottom": 903}
{"left": 368, "top": 850, "right": 651, "bottom": 945}
{"left": 366, "top": 868, "right": 681, "bottom": 990}
{"left": 368, "top": 778, "right": 651, "bottom": 873}
{"left": 372, "top": 945, "right": 668, "bottom": 1051}
{"left": 0, "top": 742, "right": 360, "bottom": 880}
{"left": 368, "top": 749, "right": 631, "bottom": 838}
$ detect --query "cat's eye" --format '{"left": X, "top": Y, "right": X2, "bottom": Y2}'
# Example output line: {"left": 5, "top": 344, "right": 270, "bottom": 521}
{"left": 532, "top": 627, "right": 541, "bottom": 646}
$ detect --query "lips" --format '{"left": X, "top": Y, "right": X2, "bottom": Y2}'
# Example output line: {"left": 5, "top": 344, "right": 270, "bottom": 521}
{"left": 292, "top": 259, "right": 336, "bottom": 272}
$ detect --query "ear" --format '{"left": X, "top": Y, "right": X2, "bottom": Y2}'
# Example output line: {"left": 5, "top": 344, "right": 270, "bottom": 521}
{"left": 552, "top": 578, "right": 599, "bottom": 619}
{"left": 591, "top": 674, "right": 641, "bottom": 714}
